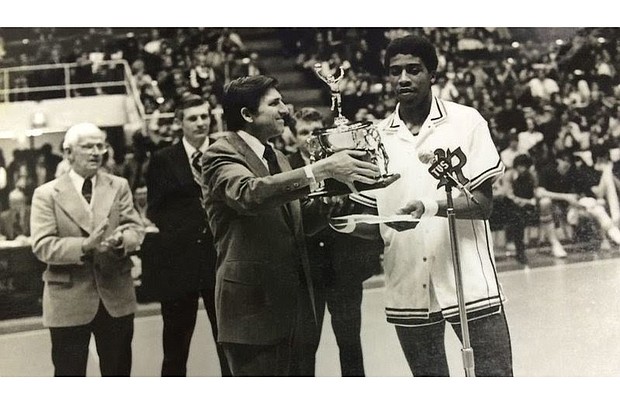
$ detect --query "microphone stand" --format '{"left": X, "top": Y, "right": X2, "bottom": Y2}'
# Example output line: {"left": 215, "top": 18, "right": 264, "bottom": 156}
{"left": 443, "top": 176, "right": 476, "bottom": 377}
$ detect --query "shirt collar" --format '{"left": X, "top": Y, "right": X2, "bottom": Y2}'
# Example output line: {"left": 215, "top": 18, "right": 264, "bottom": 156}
{"left": 68, "top": 168, "right": 97, "bottom": 188}
{"left": 388, "top": 96, "right": 448, "bottom": 130}
{"left": 68, "top": 168, "right": 97, "bottom": 207}
{"left": 181, "top": 136, "right": 210, "bottom": 162}
{"left": 237, "top": 130, "right": 267, "bottom": 161}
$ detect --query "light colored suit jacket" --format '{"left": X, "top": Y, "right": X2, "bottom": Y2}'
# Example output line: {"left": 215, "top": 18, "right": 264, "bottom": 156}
{"left": 30, "top": 171, "right": 145, "bottom": 327}
{"left": 203, "top": 132, "right": 315, "bottom": 345}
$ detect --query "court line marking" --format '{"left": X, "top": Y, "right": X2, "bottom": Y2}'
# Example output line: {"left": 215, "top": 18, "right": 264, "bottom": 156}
{"left": 1, "top": 257, "right": 618, "bottom": 341}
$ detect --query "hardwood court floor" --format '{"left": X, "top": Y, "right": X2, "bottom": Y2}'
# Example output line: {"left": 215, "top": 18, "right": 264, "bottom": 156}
{"left": 1, "top": 251, "right": 619, "bottom": 376}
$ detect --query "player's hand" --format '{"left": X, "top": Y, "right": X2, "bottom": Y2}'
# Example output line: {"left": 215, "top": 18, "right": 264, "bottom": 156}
{"left": 386, "top": 200, "right": 424, "bottom": 232}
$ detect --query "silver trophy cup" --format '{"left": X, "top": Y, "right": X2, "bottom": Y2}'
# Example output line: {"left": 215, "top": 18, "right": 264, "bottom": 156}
{"left": 306, "top": 63, "right": 392, "bottom": 197}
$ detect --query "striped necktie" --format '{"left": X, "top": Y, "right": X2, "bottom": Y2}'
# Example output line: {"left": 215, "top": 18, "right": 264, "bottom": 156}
{"left": 191, "top": 150, "right": 203, "bottom": 185}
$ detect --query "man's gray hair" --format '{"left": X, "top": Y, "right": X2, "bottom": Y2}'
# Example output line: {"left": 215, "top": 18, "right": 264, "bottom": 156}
{"left": 62, "top": 123, "right": 106, "bottom": 150}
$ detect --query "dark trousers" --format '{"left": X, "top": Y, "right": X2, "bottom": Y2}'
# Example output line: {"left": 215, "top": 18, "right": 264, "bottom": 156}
{"left": 291, "top": 276, "right": 365, "bottom": 376}
{"left": 160, "top": 287, "right": 231, "bottom": 376}
{"left": 49, "top": 301, "right": 134, "bottom": 377}
{"left": 222, "top": 285, "right": 309, "bottom": 376}
{"left": 222, "top": 340, "right": 293, "bottom": 376}
{"left": 395, "top": 311, "right": 513, "bottom": 377}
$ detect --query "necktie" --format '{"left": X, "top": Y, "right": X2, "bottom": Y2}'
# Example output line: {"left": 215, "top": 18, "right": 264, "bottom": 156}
{"left": 263, "top": 144, "right": 294, "bottom": 230}
{"left": 82, "top": 177, "right": 93, "bottom": 204}
{"left": 263, "top": 144, "right": 281, "bottom": 175}
{"left": 191, "top": 150, "right": 203, "bottom": 185}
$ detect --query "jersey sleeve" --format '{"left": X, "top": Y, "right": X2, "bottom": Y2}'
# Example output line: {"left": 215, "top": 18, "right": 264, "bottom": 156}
{"left": 349, "top": 191, "right": 378, "bottom": 209}
{"left": 462, "top": 118, "right": 505, "bottom": 191}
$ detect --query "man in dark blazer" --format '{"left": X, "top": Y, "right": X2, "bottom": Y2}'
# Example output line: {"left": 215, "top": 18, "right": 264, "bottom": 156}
{"left": 30, "top": 123, "right": 144, "bottom": 376}
{"left": 287, "top": 107, "right": 383, "bottom": 376}
{"left": 202, "top": 75, "right": 385, "bottom": 376}
{"left": 146, "top": 94, "right": 230, "bottom": 376}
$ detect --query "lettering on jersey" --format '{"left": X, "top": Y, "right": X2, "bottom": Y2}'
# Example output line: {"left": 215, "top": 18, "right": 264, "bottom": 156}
{"left": 432, "top": 147, "right": 469, "bottom": 188}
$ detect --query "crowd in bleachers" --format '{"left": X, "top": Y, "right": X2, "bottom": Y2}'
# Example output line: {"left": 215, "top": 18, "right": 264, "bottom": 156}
{"left": 1, "top": 27, "right": 620, "bottom": 274}
{"left": 286, "top": 27, "right": 620, "bottom": 262}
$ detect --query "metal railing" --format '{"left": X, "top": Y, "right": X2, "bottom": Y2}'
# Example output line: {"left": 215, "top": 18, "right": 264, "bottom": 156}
{"left": 0, "top": 59, "right": 146, "bottom": 123}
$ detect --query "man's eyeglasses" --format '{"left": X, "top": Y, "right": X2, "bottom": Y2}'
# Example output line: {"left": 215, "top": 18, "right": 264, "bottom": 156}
{"left": 388, "top": 65, "right": 423, "bottom": 77}
{"left": 77, "top": 143, "right": 108, "bottom": 154}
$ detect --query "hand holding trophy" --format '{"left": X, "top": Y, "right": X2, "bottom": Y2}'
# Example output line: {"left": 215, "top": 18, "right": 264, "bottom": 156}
{"left": 306, "top": 63, "right": 397, "bottom": 197}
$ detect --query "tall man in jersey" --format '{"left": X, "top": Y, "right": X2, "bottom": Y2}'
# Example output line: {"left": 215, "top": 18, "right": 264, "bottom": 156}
{"left": 342, "top": 35, "right": 513, "bottom": 376}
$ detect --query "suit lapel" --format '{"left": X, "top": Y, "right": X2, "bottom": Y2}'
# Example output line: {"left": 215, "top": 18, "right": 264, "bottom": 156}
{"left": 169, "top": 142, "right": 195, "bottom": 186}
{"left": 228, "top": 132, "right": 270, "bottom": 177}
{"left": 228, "top": 133, "right": 298, "bottom": 231}
{"left": 92, "top": 172, "right": 117, "bottom": 228}
{"left": 54, "top": 174, "right": 93, "bottom": 234}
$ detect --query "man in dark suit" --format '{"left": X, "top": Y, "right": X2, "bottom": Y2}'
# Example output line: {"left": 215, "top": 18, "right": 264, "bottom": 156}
{"left": 287, "top": 107, "right": 383, "bottom": 376}
{"left": 202, "top": 75, "right": 384, "bottom": 376}
{"left": 146, "top": 94, "right": 230, "bottom": 376}
{"left": 30, "top": 123, "right": 144, "bottom": 376}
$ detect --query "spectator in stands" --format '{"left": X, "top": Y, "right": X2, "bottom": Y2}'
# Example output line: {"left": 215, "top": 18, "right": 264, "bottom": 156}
{"left": 230, "top": 51, "right": 265, "bottom": 79}
{"left": 8, "top": 155, "right": 35, "bottom": 204}
{"left": 0, "top": 148, "right": 8, "bottom": 210}
{"left": 500, "top": 130, "right": 522, "bottom": 169}
{"left": 556, "top": 110, "right": 587, "bottom": 152}
{"left": 0, "top": 187, "right": 31, "bottom": 244}
{"left": 502, "top": 154, "right": 539, "bottom": 264}
{"left": 536, "top": 151, "right": 581, "bottom": 258}
{"left": 55, "top": 140, "right": 72, "bottom": 179}
{"left": 216, "top": 28, "right": 246, "bottom": 59}
{"left": 495, "top": 96, "right": 527, "bottom": 137}
{"left": 528, "top": 67, "right": 560, "bottom": 101}
{"left": 518, "top": 117, "right": 544, "bottom": 156}
{"left": 574, "top": 147, "right": 620, "bottom": 246}
{"left": 431, "top": 73, "right": 459, "bottom": 101}
{"left": 188, "top": 48, "right": 217, "bottom": 95}
{"left": 132, "top": 183, "right": 155, "bottom": 229}
{"left": 536, "top": 104, "right": 562, "bottom": 151}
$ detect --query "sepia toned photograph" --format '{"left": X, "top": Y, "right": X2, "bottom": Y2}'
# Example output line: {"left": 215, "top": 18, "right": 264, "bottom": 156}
{"left": 0, "top": 22, "right": 619, "bottom": 390}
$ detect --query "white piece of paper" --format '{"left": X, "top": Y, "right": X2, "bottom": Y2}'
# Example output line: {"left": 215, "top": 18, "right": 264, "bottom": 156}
{"left": 330, "top": 214, "right": 420, "bottom": 226}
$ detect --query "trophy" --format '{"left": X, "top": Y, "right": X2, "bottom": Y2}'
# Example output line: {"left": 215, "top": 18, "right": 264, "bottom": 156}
{"left": 306, "top": 63, "right": 393, "bottom": 197}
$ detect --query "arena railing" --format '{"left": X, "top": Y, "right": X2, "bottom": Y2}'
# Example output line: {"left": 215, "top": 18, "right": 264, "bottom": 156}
{"left": 0, "top": 59, "right": 147, "bottom": 123}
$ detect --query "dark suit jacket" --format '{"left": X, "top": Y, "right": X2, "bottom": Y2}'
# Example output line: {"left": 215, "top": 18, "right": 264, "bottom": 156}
{"left": 30, "top": 171, "right": 144, "bottom": 327}
{"left": 202, "top": 132, "right": 316, "bottom": 345}
{"left": 146, "top": 141, "right": 217, "bottom": 301}
{"left": 288, "top": 151, "right": 382, "bottom": 287}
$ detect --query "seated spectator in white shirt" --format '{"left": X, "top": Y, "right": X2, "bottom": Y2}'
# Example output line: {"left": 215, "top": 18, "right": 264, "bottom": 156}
{"left": 518, "top": 117, "right": 544, "bottom": 154}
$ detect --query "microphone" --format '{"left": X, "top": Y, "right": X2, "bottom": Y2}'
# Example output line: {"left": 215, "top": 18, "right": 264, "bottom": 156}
{"left": 418, "top": 151, "right": 480, "bottom": 205}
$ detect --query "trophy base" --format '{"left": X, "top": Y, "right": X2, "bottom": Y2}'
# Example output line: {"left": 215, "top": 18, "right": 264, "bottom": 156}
{"left": 308, "top": 174, "right": 395, "bottom": 198}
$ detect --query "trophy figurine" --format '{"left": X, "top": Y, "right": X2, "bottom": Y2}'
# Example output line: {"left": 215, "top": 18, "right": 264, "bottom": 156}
{"left": 306, "top": 63, "right": 393, "bottom": 197}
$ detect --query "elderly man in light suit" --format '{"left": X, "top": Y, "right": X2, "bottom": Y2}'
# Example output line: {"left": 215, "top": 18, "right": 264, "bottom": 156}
{"left": 30, "top": 123, "right": 144, "bottom": 376}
